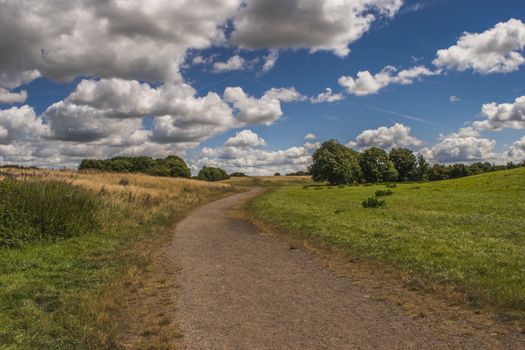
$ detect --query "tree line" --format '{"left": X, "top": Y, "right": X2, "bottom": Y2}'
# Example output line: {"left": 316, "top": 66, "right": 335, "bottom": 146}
{"left": 309, "top": 140, "right": 525, "bottom": 185}
{"left": 79, "top": 156, "right": 191, "bottom": 178}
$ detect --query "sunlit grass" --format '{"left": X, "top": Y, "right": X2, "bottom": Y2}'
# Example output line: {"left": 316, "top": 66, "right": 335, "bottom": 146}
{"left": 0, "top": 168, "right": 237, "bottom": 349}
{"left": 250, "top": 168, "right": 525, "bottom": 313}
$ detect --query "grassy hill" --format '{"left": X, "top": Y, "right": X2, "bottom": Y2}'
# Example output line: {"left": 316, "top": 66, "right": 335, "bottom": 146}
{"left": 250, "top": 168, "right": 525, "bottom": 314}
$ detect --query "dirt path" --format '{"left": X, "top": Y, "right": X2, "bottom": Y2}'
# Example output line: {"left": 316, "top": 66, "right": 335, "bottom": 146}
{"left": 168, "top": 188, "right": 524, "bottom": 349}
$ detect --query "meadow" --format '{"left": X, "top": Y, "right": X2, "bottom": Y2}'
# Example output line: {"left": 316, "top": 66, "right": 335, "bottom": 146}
{"left": 250, "top": 168, "right": 525, "bottom": 315}
{"left": 0, "top": 168, "right": 237, "bottom": 349}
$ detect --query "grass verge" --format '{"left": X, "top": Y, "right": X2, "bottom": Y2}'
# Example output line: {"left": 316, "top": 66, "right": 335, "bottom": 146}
{"left": 0, "top": 168, "right": 237, "bottom": 349}
{"left": 249, "top": 168, "right": 525, "bottom": 317}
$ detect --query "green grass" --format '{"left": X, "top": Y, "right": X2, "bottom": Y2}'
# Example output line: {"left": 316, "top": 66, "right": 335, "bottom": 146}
{"left": 0, "top": 173, "right": 237, "bottom": 349}
{"left": 250, "top": 168, "right": 525, "bottom": 313}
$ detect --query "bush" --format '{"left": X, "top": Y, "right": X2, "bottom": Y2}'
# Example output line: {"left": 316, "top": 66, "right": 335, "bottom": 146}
{"left": 79, "top": 155, "right": 191, "bottom": 178}
{"left": 230, "top": 172, "right": 247, "bottom": 177}
{"left": 385, "top": 183, "right": 397, "bottom": 188}
{"left": 119, "top": 177, "right": 130, "bottom": 186}
{"left": 362, "top": 196, "right": 386, "bottom": 208}
{"left": 274, "top": 172, "right": 281, "bottom": 176}
{"left": 197, "top": 167, "right": 230, "bottom": 182}
{"left": 375, "top": 189, "right": 393, "bottom": 197}
{"left": 0, "top": 179, "right": 102, "bottom": 248}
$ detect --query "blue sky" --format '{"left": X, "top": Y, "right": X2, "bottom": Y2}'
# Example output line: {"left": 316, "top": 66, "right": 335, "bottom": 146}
{"left": 1, "top": 0, "right": 525, "bottom": 174}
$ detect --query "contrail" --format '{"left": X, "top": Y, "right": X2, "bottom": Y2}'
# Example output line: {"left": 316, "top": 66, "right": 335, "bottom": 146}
{"left": 364, "top": 105, "right": 438, "bottom": 126}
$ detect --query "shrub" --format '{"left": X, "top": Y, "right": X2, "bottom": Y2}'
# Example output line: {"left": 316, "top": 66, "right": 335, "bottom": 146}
{"left": 362, "top": 196, "right": 386, "bottom": 208}
{"left": 385, "top": 183, "right": 397, "bottom": 188}
{"left": 230, "top": 172, "right": 247, "bottom": 177}
{"left": 274, "top": 172, "right": 281, "bottom": 176}
{"left": 119, "top": 177, "right": 130, "bottom": 186}
{"left": 0, "top": 180, "right": 102, "bottom": 248}
{"left": 197, "top": 167, "right": 230, "bottom": 182}
{"left": 375, "top": 189, "right": 393, "bottom": 197}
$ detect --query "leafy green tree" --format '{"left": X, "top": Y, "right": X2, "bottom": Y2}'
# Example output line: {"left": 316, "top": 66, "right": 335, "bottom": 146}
{"left": 415, "top": 155, "right": 430, "bottom": 181}
{"left": 197, "top": 167, "right": 230, "bottom": 181}
{"left": 164, "top": 155, "right": 191, "bottom": 178}
{"left": 389, "top": 148, "right": 417, "bottom": 181}
{"left": 359, "top": 147, "right": 398, "bottom": 183}
{"left": 449, "top": 163, "right": 470, "bottom": 178}
{"left": 308, "top": 140, "right": 361, "bottom": 185}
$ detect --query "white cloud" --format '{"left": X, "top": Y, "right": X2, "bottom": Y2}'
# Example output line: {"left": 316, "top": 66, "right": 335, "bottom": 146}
{"left": 507, "top": 135, "right": 525, "bottom": 162}
{"left": 0, "top": 0, "right": 241, "bottom": 88}
{"left": 339, "top": 65, "right": 438, "bottom": 96}
{"left": 420, "top": 127, "right": 496, "bottom": 163}
{"left": 304, "top": 133, "right": 317, "bottom": 140}
{"left": 264, "top": 87, "right": 306, "bottom": 102}
{"left": 347, "top": 123, "right": 423, "bottom": 149}
{"left": 310, "top": 88, "right": 345, "bottom": 103}
{"left": 0, "top": 88, "right": 28, "bottom": 104}
{"left": 473, "top": 96, "right": 525, "bottom": 131}
{"left": 449, "top": 95, "right": 461, "bottom": 102}
{"left": 194, "top": 130, "right": 320, "bottom": 175}
{"left": 224, "top": 87, "right": 283, "bottom": 125}
{"left": 262, "top": 50, "right": 279, "bottom": 73}
{"left": 225, "top": 130, "right": 266, "bottom": 147}
{"left": 433, "top": 19, "right": 525, "bottom": 74}
{"left": 212, "top": 55, "right": 247, "bottom": 73}
{"left": 0, "top": 105, "right": 47, "bottom": 144}
{"left": 231, "top": 0, "right": 404, "bottom": 57}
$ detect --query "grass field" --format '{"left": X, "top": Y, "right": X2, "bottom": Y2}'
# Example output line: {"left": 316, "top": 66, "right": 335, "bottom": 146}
{"left": 250, "top": 168, "right": 525, "bottom": 315}
{"left": 221, "top": 175, "right": 314, "bottom": 187}
{"left": 0, "top": 168, "right": 237, "bottom": 349}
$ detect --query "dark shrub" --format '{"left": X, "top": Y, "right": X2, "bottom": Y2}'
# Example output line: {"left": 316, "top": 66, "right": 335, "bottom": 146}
{"left": 230, "top": 172, "right": 247, "bottom": 177}
{"left": 274, "top": 173, "right": 281, "bottom": 176}
{"left": 197, "top": 167, "right": 230, "bottom": 182}
{"left": 375, "top": 189, "right": 393, "bottom": 197}
{"left": 362, "top": 196, "right": 387, "bottom": 208}
{"left": 385, "top": 183, "right": 397, "bottom": 188}
{"left": 119, "top": 177, "right": 130, "bottom": 186}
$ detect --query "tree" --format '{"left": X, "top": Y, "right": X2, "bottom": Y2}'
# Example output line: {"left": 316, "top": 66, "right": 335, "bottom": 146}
{"left": 164, "top": 155, "right": 191, "bottom": 178}
{"left": 230, "top": 172, "right": 247, "bottom": 177}
{"left": 308, "top": 140, "right": 361, "bottom": 185}
{"left": 389, "top": 148, "right": 417, "bottom": 181}
{"left": 197, "top": 167, "right": 230, "bottom": 181}
{"left": 415, "top": 155, "right": 430, "bottom": 181}
{"left": 274, "top": 172, "right": 281, "bottom": 176}
{"left": 359, "top": 147, "right": 398, "bottom": 183}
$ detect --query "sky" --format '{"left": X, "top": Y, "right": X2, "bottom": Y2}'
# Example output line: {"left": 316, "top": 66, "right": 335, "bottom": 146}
{"left": 1, "top": 0, "right": 525, "bottom": 175}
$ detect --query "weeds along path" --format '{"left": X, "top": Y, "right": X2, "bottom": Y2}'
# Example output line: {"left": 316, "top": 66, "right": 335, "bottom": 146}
{"left": 169, "top": 188, "right": 524, "bottom": 349}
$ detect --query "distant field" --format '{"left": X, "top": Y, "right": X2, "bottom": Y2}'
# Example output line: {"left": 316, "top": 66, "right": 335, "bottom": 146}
{"left": 0, "top": 168, "right": 236, "bottom": 349}
{"left": 250, "top": 168, "right": 525, "bottom": 314}
{"left": 222, "top": 175, "right": 314, "bottom": 187}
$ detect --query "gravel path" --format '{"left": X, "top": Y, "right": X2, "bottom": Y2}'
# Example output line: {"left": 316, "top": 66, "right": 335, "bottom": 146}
{"left": 168, "top": 188, "right": 524, "bottom": 349}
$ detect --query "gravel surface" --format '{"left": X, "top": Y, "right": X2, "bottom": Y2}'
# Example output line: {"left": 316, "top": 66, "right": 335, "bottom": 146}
{"left": 169, "top": 188, "right": 525, "bottom": 350}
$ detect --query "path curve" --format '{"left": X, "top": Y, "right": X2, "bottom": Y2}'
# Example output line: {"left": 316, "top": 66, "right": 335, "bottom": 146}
{"left": 168, "top": 188, "right": 523, "bottom": 349}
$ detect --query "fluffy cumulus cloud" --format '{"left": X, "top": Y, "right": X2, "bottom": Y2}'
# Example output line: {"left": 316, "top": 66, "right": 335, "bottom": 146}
{"left": 0, "top": 106, "right": 47, "bottom": 144}
{"left": 194, "top": 130, "right": 320, "bottom": 175}
{"left": 212, "top": 55, "right": 247, "bottom": 73}
{"left": 223, "top": 87, "right": 283, "bottom": 125}
{"left": 310, "top": 88, "right": 345, "bottom": 104}
{"left": 420, "top": 127, "right": 497, "bottom": 163}
{"left": 473, "top": 96, "right": 525, "bottom": 131}
{"left": 225, "top": 129, "right": 266, "bottom": 147}
{"left": 264, "top": 87, "right": 306, "bottom": 102}
{"left": 0, "top": 88, "right": 28, "bottom": 104}
{"left": 507, "top": 135, "right": 525, "bottom": 162}
{"left": 347, "top": 123, "right": 423, "bottom": 149}
{"left": 304, "top": 133, "right": 317, "bottom": 140}
{"left": 434, "top": 19, "right": 525, "bottom": 74}
{"left": 0, "top": 0, "right": 242, "bottom": 88}
{"left": 339, "top": 65, "right": 438, "bottom": 96}
{"left": 231, "top": 0, "right": 404, "bottom": 57}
